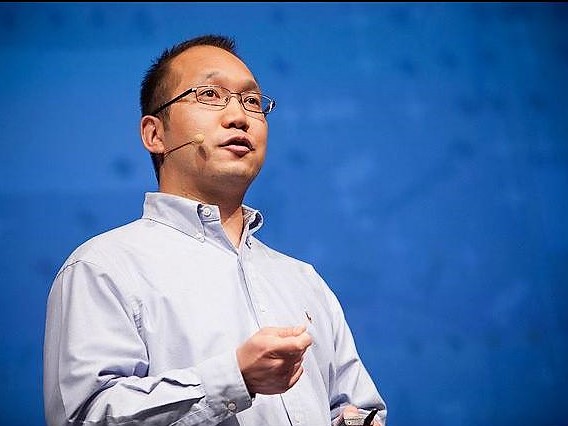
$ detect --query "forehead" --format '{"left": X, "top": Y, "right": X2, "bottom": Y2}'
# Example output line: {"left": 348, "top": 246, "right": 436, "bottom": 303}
{"left": 170, "top": 45, "right": 258, "bottom": 90}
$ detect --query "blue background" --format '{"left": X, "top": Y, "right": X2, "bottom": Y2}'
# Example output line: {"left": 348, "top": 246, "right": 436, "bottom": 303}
{"left": 1, "top": 3, "right": 567, "bottom": 425}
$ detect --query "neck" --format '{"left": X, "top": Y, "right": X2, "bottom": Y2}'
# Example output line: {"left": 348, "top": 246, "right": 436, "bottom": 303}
{"left": 218, "top": 204, "right": 246, "bottom": 248}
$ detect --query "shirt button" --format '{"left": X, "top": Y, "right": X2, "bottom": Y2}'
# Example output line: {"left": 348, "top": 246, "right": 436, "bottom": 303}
{"left": 227, "top": 401, "right": 237, "bottom": 412}
{"left": 202, "top": 206, "right": 212, "bottom": 217}
{"left": 194, "top": 232, "right": 205, "bottom": 242}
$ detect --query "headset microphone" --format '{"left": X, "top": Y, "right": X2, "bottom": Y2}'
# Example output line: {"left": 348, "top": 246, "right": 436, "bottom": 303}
{"left": 163, "top": 133, "right": 205, "bottom": 157}
{"left": 191, "top": 133, "right": 205, "bottom": 145}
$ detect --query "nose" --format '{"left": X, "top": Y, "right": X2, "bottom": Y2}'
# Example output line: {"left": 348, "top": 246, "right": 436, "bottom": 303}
{"left": 222, "top": 94, "right": 249, "bottom": 130}
{"left": 226, "top": 93, "right": 247, "bottom": 110}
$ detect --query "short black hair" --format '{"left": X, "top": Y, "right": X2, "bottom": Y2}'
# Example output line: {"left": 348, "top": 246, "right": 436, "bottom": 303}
{"left": 140, "top": 34, "right": 239, "bottom": 183}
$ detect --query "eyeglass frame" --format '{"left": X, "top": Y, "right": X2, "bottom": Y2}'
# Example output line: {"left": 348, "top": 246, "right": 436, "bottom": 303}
{"left": 150, "top": 84, "right": 277, "bottom": 116}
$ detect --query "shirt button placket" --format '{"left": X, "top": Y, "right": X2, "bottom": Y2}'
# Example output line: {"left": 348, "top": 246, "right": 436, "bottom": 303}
{"left": 247, "top": 266, "right": 268, "bottom": 323}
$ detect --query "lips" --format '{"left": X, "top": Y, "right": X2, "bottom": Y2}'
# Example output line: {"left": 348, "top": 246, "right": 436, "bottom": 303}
{"left": 219, "top": 136, "right": 254, "bottom": 152}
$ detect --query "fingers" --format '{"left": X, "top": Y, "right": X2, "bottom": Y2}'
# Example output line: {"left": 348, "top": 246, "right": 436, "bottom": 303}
{"left": 295, "top": 328, "right": 313, "bottom": 349}
{"left": 341, "top": 405, "right": 359, "bottom": 417}
{"left": 237, "top": 326, "right": 313, "bottom": 395}
{"left": 287, "top": 364, "right": 304, "bottom": 388}
{"left": 283, "top": 326, "right": 313, "bottom": 348}
{"left": 261, "top": 326, "right": 313, "bottom": 354}
{"left": 268, "top": 325, "right": 307, "bottom": 338}
{"left": 337, "top": 406, "right": 382, "bottom": 426}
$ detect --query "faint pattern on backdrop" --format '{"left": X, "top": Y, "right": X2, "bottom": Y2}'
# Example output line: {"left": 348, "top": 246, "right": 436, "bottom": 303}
{"left": 0, "top": 3, "right": 567, "bottom": 426}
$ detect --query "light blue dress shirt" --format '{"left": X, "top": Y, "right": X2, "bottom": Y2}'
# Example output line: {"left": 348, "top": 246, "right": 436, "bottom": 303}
{"left": 43, "top": 192, "right": 387, "bottom": 426}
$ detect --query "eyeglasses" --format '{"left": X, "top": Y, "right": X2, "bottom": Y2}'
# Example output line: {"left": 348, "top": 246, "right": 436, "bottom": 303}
{"left": 150, "top": 85, "right": 276, "bottom": 116}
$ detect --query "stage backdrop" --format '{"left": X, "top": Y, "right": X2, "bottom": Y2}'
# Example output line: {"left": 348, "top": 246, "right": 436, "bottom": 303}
{"left": 1, "top": 3, "right": 566, "bottom": 426}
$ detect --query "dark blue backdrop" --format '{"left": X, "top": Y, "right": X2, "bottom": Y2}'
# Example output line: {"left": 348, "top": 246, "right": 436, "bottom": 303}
{"left": 1, "top": 3, "right": 567, "bottom": 425}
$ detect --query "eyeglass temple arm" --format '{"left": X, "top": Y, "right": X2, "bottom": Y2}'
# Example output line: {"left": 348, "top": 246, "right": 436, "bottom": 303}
{"left": 150, "top": 87, "right": 197, "bottom": 116}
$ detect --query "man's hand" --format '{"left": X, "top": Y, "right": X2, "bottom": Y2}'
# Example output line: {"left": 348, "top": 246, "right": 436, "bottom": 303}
{"left": 336, "top": 405, "right": 383, "bottom": 426}
{"left": 236, "top": 325, "right": 313, "bottom": 395}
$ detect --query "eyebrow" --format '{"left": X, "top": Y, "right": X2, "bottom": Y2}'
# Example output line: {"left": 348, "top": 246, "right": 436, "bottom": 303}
{"left": 200, "top": 71, "right": 260, "bottom": 92}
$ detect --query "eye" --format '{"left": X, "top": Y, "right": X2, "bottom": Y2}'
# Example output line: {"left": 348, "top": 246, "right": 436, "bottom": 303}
{"left": 198, "top": 87, "right": 222, "bottom": 99}
{"left": 243, "top": 93, "right": 262, "bottom": 107}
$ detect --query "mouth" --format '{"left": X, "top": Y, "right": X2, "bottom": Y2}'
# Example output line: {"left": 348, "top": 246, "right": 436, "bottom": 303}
{"left": 219, "top": 136, "right": 254, "bottom": 151}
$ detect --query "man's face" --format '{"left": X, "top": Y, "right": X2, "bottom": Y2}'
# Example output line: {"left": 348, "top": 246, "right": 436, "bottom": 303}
{"left": 156, "top": 45, "right": 269, "bottom": 200}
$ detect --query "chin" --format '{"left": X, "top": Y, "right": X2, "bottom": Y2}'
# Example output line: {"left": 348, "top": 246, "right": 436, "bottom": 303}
{"left": 211, "top": 166, "right": 260, "bottom": 187}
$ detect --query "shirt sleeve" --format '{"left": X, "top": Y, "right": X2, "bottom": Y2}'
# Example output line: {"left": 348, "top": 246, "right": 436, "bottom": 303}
{"left": 43, "top": 259, "right": 252, "bottom": 426}
{"left": 313, "top": 271, "right": 387, "bottom": 426}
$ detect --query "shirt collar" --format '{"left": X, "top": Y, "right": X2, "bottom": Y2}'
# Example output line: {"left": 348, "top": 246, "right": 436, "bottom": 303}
{"left": 142, "top": 192, "right": 263, "bottom": 240}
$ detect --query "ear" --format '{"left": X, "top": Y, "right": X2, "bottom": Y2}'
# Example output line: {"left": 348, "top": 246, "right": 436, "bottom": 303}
{"left": 140, "top": 115, "right": 165, "bottom": 154}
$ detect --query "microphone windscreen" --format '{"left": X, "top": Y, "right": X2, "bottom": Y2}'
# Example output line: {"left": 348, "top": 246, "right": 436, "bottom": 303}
{"left": 192, "top": 133, "right": 205, "bottom": 145}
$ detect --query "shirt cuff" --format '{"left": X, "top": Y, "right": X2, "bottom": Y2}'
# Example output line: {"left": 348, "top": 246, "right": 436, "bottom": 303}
{"left": 195, "top": 350, "right": 253, "bottom": 418}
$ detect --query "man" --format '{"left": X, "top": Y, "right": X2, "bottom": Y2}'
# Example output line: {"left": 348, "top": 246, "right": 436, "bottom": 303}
{"left": 43, "top": 34, "right": 387, "bottom": 426}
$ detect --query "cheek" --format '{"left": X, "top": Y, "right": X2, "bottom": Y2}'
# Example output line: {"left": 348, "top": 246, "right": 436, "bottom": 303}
{"left": 174, "top": 108, "right": 213, "bottom": 134}
{"left": 255, "top": 135, "right": 268, "bottom": 163}
{"left": 254, "top": 122, "right": 269, "bottom": 148}
{"left": 166, "top": 115, "right": 201, "bottom": 142}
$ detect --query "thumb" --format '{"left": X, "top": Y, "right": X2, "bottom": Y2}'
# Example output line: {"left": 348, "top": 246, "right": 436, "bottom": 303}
{"left": 342, "top": 405, "right": 359, "bottom": 416}
{"left": 275, "top": 325, "right": 307, "bottom": 338}
{"left": 339, "top": 405, "right": 359, "bottom": 421}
